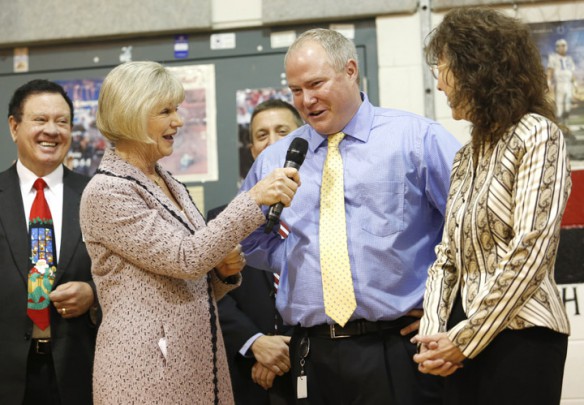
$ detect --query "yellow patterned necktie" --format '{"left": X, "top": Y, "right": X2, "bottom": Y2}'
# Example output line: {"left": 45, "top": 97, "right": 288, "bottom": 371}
{"left": 319, "top": 132, "right": 356, "bottom": 327}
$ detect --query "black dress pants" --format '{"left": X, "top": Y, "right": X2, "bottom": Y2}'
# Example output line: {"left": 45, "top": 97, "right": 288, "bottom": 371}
{"left": 23, "top": 342, "right": 61, "bottom": 405}
{"left": 444, "top": 295, "right": 568, "bottom": 405}
{"left": 290, "top": 322, "right": 444, "bottom": 405}
{"left": 443, "top": 326, "right": 568, "bottom": 405}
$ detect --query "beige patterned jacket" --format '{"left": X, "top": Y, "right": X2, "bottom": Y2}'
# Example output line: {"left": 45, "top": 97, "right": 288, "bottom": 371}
{"left": 420, "top": 113, "right": 571, "bottom": 359}
{"left": 80, "top": 148, "right": 265, "bottom": 404}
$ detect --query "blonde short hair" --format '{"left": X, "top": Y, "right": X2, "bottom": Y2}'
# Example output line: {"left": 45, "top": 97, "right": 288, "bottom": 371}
{"left": 97, "top": 61, "right": 184, "bottom": 144}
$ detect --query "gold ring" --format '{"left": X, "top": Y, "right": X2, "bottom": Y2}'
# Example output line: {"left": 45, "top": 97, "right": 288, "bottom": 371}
{"left": 62, "top": 307, "right": 67, "bottom": 315}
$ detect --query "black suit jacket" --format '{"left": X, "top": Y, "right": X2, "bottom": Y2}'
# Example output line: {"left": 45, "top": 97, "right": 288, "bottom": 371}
{"left": 208, "top": 205, "right": 293, "bottom": 405}
{"left": 0, "top": 164, "right": 97, "bottom": 405}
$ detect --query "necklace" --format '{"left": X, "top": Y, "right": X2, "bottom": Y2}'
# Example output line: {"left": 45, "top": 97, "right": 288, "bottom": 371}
{"left": 150, "top": 173, "right": 164, "bottom": 188}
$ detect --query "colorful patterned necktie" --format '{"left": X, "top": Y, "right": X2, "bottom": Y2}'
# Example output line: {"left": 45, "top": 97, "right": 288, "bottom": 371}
{"left": 27, "top": 178, "right": 57, "bottom": 330}
{"left": 319, "top": 132, "right": 356, "bottom": 327}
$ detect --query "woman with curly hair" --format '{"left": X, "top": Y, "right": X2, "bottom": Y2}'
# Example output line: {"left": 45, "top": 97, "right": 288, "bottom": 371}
{"left": 412, "top": 7, "right": 572, "bottom": 405}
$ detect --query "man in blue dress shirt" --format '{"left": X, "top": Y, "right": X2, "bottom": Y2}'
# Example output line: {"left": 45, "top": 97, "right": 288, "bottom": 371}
{"left": 240, "top": 28, "right": 461, "bottom": 404}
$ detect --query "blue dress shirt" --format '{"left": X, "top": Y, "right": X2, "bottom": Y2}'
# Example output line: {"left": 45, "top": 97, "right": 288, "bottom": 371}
{"left": 240, "top": 93, "right": 461, "bottom": 327}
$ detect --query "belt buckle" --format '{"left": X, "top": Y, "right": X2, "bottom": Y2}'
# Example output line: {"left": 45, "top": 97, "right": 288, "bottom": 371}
{"left": 35, "top": 339, "right": 50, "bottom": 355}
{"left": 329, "top": 324, "right": 350, "bottom": 339}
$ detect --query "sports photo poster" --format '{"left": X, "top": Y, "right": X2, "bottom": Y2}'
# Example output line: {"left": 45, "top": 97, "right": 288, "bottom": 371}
{"left": 530, "top": 19, "right": 584, "bottom": 165}
{"left": 530, "top": 19, "right": 584, "bottom": 349}
{"left": 57, "top": 79, "right": 106, "bottom": 177}
{"left": 58, "top": 63, "right": 218, "bottom": 183}
{"left": 235, "top": 87, "right": 294, "bottom": 183}
{"left": 161, "top": 64, "right": 218, "bottom": 183}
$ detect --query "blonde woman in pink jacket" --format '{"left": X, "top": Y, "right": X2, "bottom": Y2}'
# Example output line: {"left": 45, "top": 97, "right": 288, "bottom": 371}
{"left": 80, "top": 61, "right": 299, "bottom": 404}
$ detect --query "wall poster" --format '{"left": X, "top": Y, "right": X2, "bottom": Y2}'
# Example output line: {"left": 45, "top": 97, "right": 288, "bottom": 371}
{"left": 57, "top": 79, "right": 105, "bottom": 177}
{"left": 162, "top": 64, "right": 218, "bottom": 182}
{"left": 58, "top": 63, "right": 218, "bottom": 183}
{"left": 235, "top": 87, "right": 293, "bottom": 182}
{"left": 530, "top": 21, "right": 584, "bottom": 396}
{"left": 530, "top": 19, "right": 584, "bottom": 164}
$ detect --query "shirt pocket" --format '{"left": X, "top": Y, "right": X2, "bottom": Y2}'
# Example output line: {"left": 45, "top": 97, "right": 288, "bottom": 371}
{"left": 357, "top": 180, "right": 405, "bottom": 237}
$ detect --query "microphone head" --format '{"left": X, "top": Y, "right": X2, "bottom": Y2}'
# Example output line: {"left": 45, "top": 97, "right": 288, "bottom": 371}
{"left": 285, "top": 137, "right": 309, "bottom": 166}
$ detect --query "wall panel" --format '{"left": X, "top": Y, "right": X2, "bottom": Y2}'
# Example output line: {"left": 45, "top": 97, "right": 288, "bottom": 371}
{"left": 263, "top": 0, "right": 418, "bottom": 24}
{"left": 0, "top": 0, "right": 211, "bottom": 46}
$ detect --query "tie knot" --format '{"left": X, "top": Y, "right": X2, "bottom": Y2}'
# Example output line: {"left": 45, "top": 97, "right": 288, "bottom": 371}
{"left": 33, "top": 178, "right": 47, "bottom": 191}
{"left": 328, "top": 132, "right": 345, "bottom": 148}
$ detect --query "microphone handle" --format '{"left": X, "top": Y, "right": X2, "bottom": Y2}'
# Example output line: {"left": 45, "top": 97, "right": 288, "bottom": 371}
{"left": 265, "top": 204, "right": 283, "bottom": 234}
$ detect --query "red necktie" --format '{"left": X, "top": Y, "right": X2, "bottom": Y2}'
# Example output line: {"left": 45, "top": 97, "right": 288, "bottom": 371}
{"left": 27, "top": 178, "right": 57, "bottom": 330}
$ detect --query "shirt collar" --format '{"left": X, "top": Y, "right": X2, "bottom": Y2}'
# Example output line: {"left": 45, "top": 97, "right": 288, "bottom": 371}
{"left": 308, "top": 92, "right": 373, "bottom": 151}
{"left": 16, "top": 160, "right": 64, "bottom": 193}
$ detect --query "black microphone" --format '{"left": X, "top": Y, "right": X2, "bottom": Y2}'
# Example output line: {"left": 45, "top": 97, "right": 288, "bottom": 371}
{"left": 264, "top": 137, "right": 309, "bottom": 234}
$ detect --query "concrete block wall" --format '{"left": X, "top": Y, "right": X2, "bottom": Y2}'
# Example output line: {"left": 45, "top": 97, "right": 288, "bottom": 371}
{"left": 0, "top": 0, "right": 212, "bottom": 46}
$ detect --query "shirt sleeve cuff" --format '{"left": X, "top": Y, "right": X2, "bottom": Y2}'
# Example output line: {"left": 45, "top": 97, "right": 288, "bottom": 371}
{"left": 239, "top": 333, "right": 264, "bottom": 358}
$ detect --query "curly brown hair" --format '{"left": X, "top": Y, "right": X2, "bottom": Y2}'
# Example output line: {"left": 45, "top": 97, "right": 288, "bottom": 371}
{"left": 425, "top": 7, "right": 556, "bottom": 154}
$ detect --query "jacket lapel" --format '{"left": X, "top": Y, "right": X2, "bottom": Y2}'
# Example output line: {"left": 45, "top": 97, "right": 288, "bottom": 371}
{"left": 99, "top": 148, "right": 201, "bottom": 233}
{"left": 54, "top": 168, "right": 84, "bottom": 284}
{"left": 0, "top": 165, "right": 32, "bottom": 284}
{"left": 263, "top": 270, "right": 275, "bottom": 292}
{"left": 162, "top": 172, "right": 203, "bottom": 231}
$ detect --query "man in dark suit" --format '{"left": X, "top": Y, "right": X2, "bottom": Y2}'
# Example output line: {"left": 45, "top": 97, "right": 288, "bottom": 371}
{"left": 209, "top": 99, "right": 302, "bottom": 405}
{"left": 0, "top": 79, "right": 98, "bottom": 405}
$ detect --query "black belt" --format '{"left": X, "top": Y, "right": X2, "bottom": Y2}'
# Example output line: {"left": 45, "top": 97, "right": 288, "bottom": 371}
{"left": 31, "top": 338, "right": 52, "bottom": 355}
{"left": 304, "top": 317, "right": 413, "bottom": 339}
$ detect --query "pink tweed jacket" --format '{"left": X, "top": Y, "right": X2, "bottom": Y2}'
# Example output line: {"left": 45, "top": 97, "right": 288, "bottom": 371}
{"left": 80, "top": 148, "right": 265, "bottom": 404}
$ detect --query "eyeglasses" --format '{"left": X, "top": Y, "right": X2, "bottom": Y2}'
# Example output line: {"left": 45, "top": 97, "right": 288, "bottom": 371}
{"left": 429, "top": 63, "right": 448, "bottom": 80}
